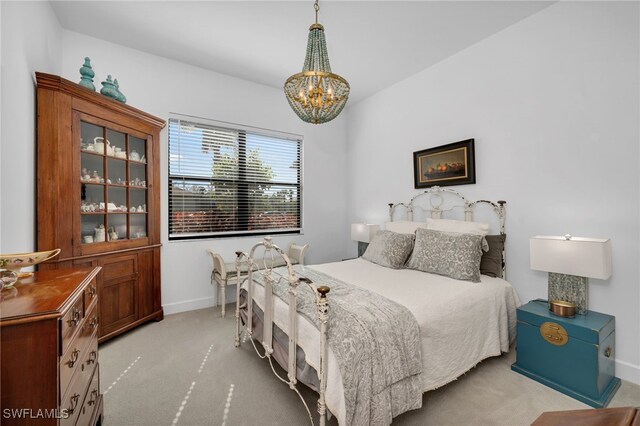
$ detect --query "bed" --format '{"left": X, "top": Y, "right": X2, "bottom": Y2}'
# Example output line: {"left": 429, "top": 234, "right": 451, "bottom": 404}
{"left": 233, "top": 186, "right": 521, "bottom": 426}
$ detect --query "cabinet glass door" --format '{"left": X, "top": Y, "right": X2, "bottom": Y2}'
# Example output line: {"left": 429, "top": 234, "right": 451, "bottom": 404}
{"left": 80, "top": 121, "right": 148, "bottom": 245}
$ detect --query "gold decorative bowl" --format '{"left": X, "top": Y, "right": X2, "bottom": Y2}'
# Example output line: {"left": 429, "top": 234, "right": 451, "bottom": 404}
{"left": 0, "top": 248, "right": 61, "bottom": 282}
{"left": 549, "top": 300, "right": 576, "bottom": 318}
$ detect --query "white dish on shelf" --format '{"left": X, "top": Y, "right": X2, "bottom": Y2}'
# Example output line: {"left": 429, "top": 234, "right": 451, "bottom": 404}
{"left": 100, "top": 202, "right": 119, "bottom": 212}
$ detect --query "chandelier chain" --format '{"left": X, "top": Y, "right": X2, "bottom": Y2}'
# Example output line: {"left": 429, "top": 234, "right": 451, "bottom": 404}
{"left": 314, "top": 0, "right": 319, "bottom": 24}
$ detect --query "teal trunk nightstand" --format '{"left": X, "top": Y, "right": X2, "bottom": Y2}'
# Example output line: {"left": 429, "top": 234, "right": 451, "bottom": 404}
{"left": 511, "top": 300, "right": 621, "bottom": 408}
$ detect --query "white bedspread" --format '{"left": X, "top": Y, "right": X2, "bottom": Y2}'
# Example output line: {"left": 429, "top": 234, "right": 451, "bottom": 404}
{"left": 244, "top": 258, "right": 521, "bottom": 425}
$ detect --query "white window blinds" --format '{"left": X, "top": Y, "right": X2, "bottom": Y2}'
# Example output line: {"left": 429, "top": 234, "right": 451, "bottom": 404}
{"left": 168, "top": 117, "right": 302, "bottom": 239}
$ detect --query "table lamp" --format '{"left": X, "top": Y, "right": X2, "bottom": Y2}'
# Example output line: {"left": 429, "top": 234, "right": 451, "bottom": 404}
{"left": 351, "top": 223, "right": 380, "bottom": 257}
{"left": 530, "top": 235, "right": 611, "bottom": 316}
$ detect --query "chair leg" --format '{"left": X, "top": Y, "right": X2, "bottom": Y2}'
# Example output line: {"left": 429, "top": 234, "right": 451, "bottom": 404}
{"left": 221, "top": 279, "right": 226, "bottom": 318}
{"left": 213, "top": 272, "right": 222, "bottom": 309}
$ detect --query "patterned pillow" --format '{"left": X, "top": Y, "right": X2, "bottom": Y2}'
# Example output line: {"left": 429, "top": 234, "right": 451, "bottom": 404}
{"left": 426, "top": 218, "right": 490, "bottom": 252}
{"left": 362, "top": 230, "right": 415, "bottom": 269}
{"left": 406, "top": 228, "right": 484, "bottom": 282}
{"left": 481, "top": 234, "right": 506, "bottom": 278}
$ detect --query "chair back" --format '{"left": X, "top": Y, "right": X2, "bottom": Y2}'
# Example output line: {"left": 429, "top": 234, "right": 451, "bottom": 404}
{"left": 207, "top": 249, "right": 227, "bottom": 278}
{"left": 288, "top": 243, "right": 309, "bottom": 265}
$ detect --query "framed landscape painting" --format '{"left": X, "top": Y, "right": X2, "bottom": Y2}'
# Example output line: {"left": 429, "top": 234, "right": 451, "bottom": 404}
{"left": 413, "top": 139, "right": 476, "bottom": 188}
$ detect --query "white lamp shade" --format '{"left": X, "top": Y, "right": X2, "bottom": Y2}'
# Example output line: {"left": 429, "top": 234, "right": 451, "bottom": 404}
{"left": 351, "top": 223, "right": 380, "bottom": 243}
{"left": 530, "top": 236, "right": 612, "bottom": 280}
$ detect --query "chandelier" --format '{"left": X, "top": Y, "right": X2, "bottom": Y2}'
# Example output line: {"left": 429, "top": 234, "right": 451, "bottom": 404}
{"left": 284, "top": 0, "right": 350, "bottom": 124}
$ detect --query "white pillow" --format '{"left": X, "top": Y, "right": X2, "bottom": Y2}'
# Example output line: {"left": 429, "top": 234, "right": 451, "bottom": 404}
{"left": 384, "top": 220, "right": 428, "bottom": 235}
{"left": 426, "top": 218, "right": 489, "bottom": 235}
{"left": 426, "top": 218, "right": 490, "bottom": 251}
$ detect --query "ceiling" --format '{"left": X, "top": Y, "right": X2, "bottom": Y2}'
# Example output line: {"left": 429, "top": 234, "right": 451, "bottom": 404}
{"left": 51, "top": 1, "right": 552, "bottom": 104}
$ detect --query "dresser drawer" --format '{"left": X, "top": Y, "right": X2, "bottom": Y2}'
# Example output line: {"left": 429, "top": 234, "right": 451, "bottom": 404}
{"left": 84, "top": 279, "right": 98, "bottom": 311}
{"left": 60, "top": 301, "right": 98, "bottom": 398}
{"left": 74, "top": 334, "right": 98, "bottom": 402}
{"left": 82, "top": 299, "right": 100, "bottom": 337}
{"left": 60, "top": 341, "right": 87, "bottom": 399}
{"left": 75, "top": 365, "right": 100, "bottom": 426}
{"left": 60, "top": 296, "right": 84, "bottom": 354}
{"left": 60, "top": 367, "right": 87, "bottom": 426}
{"left": 82, "top": 336, "right": 99, "bottom": 375}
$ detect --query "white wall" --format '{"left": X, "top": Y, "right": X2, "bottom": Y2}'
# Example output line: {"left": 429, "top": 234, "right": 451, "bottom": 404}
{"left": 0, "top": 1, "right": 62, "bottom": 254}
{"left": 59, "top": 31, "right": 349, "bottom": 314}
{"left": 2, "top": 0, "right": 637, "bottom": 386}
{"left": 346, "top": 2, "right": 640, "bottom": 384}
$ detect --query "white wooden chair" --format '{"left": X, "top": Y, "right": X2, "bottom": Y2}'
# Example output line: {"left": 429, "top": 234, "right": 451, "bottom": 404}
{"left": 207, "top": 243, "right": 309, "bottom": 317}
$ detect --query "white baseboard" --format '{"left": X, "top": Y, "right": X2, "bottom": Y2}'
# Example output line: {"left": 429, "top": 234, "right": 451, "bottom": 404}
{"left": 616, "top": 358, "right": 640, "bottom": 385}
{"left": 163, "top": 296, "right": 215, "bottom": 315}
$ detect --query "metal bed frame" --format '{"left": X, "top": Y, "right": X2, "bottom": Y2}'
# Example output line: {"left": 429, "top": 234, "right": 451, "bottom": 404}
{"left": 234, "top": 186, "right": 507, "bottom": 425}
{"left": 234, "top": 237, "right": 330, "bottom": 426}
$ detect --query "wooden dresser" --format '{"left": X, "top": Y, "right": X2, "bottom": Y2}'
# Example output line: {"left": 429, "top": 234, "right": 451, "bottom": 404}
{"left": 1, "top": 268, "right": 103, "bottom": 425}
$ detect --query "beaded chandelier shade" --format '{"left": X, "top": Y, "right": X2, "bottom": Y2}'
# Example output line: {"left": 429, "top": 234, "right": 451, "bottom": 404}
{"left": 284, "top": 0, "right": 350, "bottom": 124}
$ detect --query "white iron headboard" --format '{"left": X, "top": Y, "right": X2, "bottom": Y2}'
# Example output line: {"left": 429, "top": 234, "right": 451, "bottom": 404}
{"left": 388, "top": 186, "right": 507, "bottom": 277}
{"left": 388, "top": 186, "right": 506, "bottom": 234}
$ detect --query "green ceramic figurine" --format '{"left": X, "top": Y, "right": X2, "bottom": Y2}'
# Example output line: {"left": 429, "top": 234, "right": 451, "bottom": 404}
{"left": 100, "top": 75, "right": 119, "bottom": 101}
{"left": 78, "top": 57, "right": 95, "bottom": 91}
{"left": 113, "top": 79, "right": 127, "bottom": 104}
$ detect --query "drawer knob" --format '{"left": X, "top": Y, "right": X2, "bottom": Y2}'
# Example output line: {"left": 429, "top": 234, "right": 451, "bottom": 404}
{"left": 67, "top": 393, "right": 80, "bottom": 414}
{"left": 604, "top": 346, "right": 613, "bottom": 358}
{"left": 88, "top": 389, "right": 98, "bottom": 406}
{"left": 87, "top": 350, "right": 97, "bottom": 365}
{"left": 89, "top": 316, "right": 99, "bottom": 329}
{"left": 67, "top": 308, "right": 81, "bottom": 326}
{"left": 88, "top": 285, "right": 97, "bottom": 297}
{"left": 67, "top": 349, "right": 80, "bottom": 368}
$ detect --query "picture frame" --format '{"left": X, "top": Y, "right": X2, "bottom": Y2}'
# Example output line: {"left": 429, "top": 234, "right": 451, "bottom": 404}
{"left": 413, "top": 139, "right": 475, "bottom": 188}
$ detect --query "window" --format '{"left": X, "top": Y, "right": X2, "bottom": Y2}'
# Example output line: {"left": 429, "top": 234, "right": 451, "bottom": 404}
{"left": 168, "top": 116, "right": 302, "bottom": 240}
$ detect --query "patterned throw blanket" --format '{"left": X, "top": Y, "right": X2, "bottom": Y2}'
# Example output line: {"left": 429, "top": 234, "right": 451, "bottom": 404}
{"left": 253, "top": 265, "right": 423, "bottom": 426}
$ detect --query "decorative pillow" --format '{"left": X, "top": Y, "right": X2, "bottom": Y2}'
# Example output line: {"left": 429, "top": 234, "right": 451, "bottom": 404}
{"left": 426, "top": 218, "right": 490, "bottom": 252}
{"left": 406, "top": 228, "right": 484, "bottom": 282}
{"left": 362, "top": 230, "right": 415, "bottom": 269}
{"left": 384, "top": 220, "right": 427, "bottom": 235}
{"left": 481, "top": 234, "right": 506, "bottom": 278}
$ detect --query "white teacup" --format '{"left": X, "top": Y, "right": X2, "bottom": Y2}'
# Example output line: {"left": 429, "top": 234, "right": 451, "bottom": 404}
{"left": 83, "top": 235, "right": 94, "bottom": 244}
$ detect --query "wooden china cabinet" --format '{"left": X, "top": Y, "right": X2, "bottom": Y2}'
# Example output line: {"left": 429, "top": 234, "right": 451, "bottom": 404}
{"left": 36, "top": 72, "right": 165, "bottom": 343}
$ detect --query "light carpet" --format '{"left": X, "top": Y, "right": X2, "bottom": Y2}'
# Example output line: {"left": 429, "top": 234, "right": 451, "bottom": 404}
{"left": 99, "top": 305, "right": 639, "bottom": 426}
